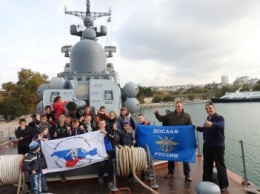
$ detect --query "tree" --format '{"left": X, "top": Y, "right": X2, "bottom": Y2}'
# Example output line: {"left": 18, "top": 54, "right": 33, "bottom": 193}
{"left": 0, "top": 97, "right": 26, "bottom": 120}
{"left": 188, "top": 93, "right": 195, "bottom": 101}
{"left": 0, "top": 92, "right": 4, "bottom": 103}
{"left": 0, "top": 68, "right": 48, "bottom": 119}
{"left": 137, "top": 86, "right": 153, "bottom": 97}
{"left": 152, "top": 96, "right": 162, "bottom": 103}
{"left": 253, "top": 84, "right": 260, "bottom": 91}
{"left": 137, "top": 86, "right": 154, "bottom": 103}
{"left": 163, "top": 95, "right": 175, "bottom": 102}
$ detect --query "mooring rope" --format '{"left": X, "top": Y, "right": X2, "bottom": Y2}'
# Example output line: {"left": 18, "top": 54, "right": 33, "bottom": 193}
{"left": 1, "top": 147, "right": 159, "bottom": 194}
{"left": 0, "top": 155, "right": 27, "bottom": 194}
{"left": 245, "top": 187, "right": 260, "bottom": 194}
{"left": 115, "top": 145, "right": 159, "bottom": 194}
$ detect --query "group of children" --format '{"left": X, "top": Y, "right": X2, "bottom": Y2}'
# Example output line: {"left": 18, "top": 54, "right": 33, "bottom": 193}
{"left": 15, "top": 98, "right": 150, "bottom": 193}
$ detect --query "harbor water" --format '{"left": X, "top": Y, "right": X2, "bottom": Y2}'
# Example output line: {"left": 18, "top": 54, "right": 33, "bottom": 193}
{"left": 137, "top": 102, "right": 260, "bottom": 186}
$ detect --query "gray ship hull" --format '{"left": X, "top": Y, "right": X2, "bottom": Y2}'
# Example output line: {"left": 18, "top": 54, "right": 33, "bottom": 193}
{"left": 211, "top": 98, "right": 260, "bottom": 103}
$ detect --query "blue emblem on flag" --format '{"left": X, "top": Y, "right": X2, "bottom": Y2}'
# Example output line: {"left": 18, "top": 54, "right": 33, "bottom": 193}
{"left": 51, "top": 148, "right": 97, "bottom": 167}
{"left": 136, "top": 125, "right": 196, "bottom": 163}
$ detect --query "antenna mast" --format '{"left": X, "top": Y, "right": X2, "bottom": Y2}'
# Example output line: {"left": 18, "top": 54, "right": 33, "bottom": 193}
{"left": 65, "top": 0, "right": 111, "bottom": 20}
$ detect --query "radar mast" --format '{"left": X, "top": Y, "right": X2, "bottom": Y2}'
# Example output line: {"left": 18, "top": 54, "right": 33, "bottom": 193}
{"left": 64, "top": 0, "right": 111, "bottom": 20}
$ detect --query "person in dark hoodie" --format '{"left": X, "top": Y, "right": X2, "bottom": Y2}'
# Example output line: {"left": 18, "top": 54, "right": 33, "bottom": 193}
{"left": 71, "top": 118, "right": 86, "bottom": 136}
{"left": 50, "top": 113, "right": 71, "bottom": 139}
{"left": 28, "top": 114, "right": 40, "bottom": 129}
{"left": 116, "top": 120, "right": 136, "bottom": 182}
{"left": 196, "top": 102, "right": 229, "bottom": 192}
{"left": 106, "top": 111, "right": 122, "bottom": 145}
{"left": 33, "top": 124, "right": 50, "bottom": 193}
{"left": 24, "top": 141, "right": 43, "bottom": 194}
{"left": 15, "top": 118, "right": 33, "bottom": 155}
{"left": 44, "top": 105, "right": 56, "bottom": 127}
{"left": 95, "top": 119, "right": 117, "bottom": 190}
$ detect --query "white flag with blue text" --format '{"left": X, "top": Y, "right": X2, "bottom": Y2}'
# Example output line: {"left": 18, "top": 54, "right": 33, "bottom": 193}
{"left": 41, "top": 131, "right": 107, "bottom": 174}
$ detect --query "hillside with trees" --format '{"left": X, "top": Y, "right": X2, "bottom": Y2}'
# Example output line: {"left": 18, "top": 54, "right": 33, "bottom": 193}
{"left": 0, "top": 68, "right": 48, "bottom": 120}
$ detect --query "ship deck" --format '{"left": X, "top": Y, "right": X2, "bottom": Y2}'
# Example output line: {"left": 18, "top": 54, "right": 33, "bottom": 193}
{"left": 0, "top": 144, "right": 251, "bottom": 194}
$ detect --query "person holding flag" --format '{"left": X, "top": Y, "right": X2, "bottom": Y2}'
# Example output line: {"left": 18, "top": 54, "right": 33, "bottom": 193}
{"left": 196, "top": 102, "right": 229, "bottom": 192}
{"left": 153, "top": 100, "right": 193, "bottom": 182}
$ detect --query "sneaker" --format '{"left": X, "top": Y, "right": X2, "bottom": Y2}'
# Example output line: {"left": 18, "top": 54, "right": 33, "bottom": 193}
{"left": 128, "top": 177, "right": 137, "bottom": 182}
{"left": 220, "top": 187, "right": 227, "bottom": 192}
{"left": 185, "top": 176, "right": 192, "bottom": 182}
{"left": 56, "top": 173, "right": 67, "bottom": 182}
{"left": 98, "top": 177, "right": 104, "bottom": 185}
{"left": 165, "top": 173, "right": 174, "bottom": 178}
{"left": 107, "top": 182, "right": 114, "bottom": 190}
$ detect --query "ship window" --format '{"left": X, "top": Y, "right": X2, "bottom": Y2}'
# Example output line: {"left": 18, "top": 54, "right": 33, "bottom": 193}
{"left": 104, "top": 90, "right": 113, "bottom": 100}
{"left": 49, "top": 92, "right": 60, "bottom": 102}
{"left": 77, "top": 77, "right": 82, "bottom": 81}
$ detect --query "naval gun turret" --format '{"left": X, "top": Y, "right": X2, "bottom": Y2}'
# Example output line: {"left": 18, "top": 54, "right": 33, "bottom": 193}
{"left": 36, "top": 0, "right": 140, "bottom": 115}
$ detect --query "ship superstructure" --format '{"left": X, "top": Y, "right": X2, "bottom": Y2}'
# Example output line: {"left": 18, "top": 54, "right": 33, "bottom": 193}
{"left": 36, "top": 0, "right": 140, "bottom": 115}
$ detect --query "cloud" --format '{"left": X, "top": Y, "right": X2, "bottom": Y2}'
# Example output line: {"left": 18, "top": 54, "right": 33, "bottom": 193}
{"left": 113, "top": 0, "right": 260, "bottom": 84}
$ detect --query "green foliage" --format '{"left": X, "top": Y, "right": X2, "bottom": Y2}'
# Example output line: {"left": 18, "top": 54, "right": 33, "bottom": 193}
{"left": 213, "top": 85, "right": 232, "bottom": 98}
{"left": 0, "top": 68, "right": 48, "bottom": 119}
{"left": 0, "top": 97, "right": 26, "bottom": 120}
{"left": 0, "top": 92, "right": 4, "bottom": 102}
{"left": 137, "top": 85, "right": 153, "bottom": 103}
{"left": 163, "top": 95, "right": 175, "bottom": 102}
{"left": 152, "top": 96, "right": 162, "bottom": 103}
{"left": 137, "top": 86, "right": 153, "bottom": 97}
{"left": 253, "top": 84, "right": 260, "bottom": 91}
{"left": 187, "top": 87, "right": 208, "bottom": 94}
{"left": 188, "top": 93, "right": 195, "bottom": 101}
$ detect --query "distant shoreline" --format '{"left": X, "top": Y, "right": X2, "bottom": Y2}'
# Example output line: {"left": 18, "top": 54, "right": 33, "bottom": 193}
{"left": 140, "top": 100, "right": 207, "bottom": 109}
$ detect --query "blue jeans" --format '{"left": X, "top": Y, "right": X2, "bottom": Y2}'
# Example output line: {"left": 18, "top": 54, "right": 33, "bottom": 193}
{"left": 30, "top": 173, "right": 42, "bottom": 194}
{"left": 168, "top": 161, "right": 190, "bottom": 176}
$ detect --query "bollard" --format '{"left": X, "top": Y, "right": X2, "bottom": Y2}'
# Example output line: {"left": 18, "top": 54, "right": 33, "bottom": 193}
{"left": 196, "top": 181, "right": 220, "bottom": 194}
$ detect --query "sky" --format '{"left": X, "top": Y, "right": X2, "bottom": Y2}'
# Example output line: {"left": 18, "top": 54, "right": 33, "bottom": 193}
{"left": 1, "top": 0, "right": 260, "bottom": 87}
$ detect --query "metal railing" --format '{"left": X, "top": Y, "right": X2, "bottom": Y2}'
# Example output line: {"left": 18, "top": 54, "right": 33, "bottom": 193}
{"left": 196, "top": 131, "right": 260, "bottom": 187}
{"left": 0, "top": 128, "right": 15, "bottom": 146}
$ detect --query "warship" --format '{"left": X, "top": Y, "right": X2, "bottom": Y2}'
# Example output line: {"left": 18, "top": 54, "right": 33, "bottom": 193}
{"left": 36, "top": 0, "right": 140, "bottom": 116}
{"left": 0, "top": 1, "right": 257, "bottom": 194}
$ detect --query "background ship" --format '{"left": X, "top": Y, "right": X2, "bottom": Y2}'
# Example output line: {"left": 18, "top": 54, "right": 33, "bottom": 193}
{"left": 211, "top": 87, "right": 260, "bottom": 103}
{"left": 36, "top": 0, "right": 140, "bottom": 116}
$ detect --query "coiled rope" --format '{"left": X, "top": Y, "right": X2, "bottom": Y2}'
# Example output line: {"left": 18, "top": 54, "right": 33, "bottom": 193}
{"left": 0, "top": 155, "right": 27, "bottom": 194}
{"left": 245, "top": 187, "right": 260, "bottom": 194}
{"left": 115, "top": 145, "right": 159, "bottom": 194}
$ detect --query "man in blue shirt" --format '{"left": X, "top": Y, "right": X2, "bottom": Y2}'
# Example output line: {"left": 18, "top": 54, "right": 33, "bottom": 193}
{"left": 196, "top": 102, "right": 229, "bottom": 192}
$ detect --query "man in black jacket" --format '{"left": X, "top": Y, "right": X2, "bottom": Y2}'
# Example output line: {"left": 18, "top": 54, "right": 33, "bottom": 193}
{"left": 15, "top": 118, "right": 33, "bottom": 154}
{"left": 196, "top": 102, "right": 229, "bottom": 192}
